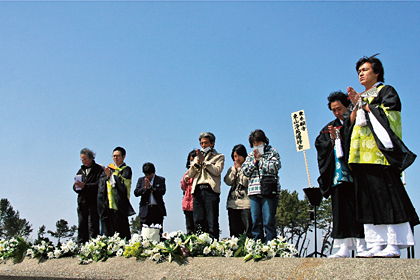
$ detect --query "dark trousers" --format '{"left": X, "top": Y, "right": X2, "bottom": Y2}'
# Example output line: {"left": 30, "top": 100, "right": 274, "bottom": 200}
{"left": 101, "top": 209, "right": 131, "bottom": 240}
{"left": 228, "top": 208, "right": 252, "bottom": 238}
{"left": 140, "top": 206, "right": 164, "bottom": 232}
{"left": 331, "top": 182, "right": 364, "bottom": 239}
{"left": 193, "top": 186, "right": 220, "bottom": 240}
{"left": 77, "top": 202, "right": 99, "bottom": 244}
{"left": 184, "top": 210, "right": 195, "bottom": 235}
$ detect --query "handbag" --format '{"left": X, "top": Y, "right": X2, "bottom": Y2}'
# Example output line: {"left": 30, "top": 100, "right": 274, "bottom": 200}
{"left": 257, "top": 163, "right": 278, "bottom": 196}
{"left": 260, "top": 175, "right": 278, "bottom": 196}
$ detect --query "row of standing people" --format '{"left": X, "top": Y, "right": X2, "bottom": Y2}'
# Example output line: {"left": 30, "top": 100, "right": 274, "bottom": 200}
{"left": 74, "top": 147, "right": 167, "bottom": 244}
{"left": 316, "top": 54, "right": 419, "bottom": 258}
{"left": 74, "top": 129, "right": 282, "bottom": 244}
{"left": 181, "top": 130, "right": 281, "bottom": 242}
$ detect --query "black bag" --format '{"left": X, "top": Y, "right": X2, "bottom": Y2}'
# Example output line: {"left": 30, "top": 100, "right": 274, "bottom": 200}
{"left": 260, "top": 174, "right": 278, "bottom": 196}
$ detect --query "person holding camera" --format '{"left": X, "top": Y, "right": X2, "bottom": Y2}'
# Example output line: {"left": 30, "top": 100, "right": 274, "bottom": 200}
{"left": 242, "top": 129, "right": 281, "bottom": 243}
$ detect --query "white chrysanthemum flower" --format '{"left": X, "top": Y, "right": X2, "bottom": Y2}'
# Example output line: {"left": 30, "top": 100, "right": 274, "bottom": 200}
{"left": 281, "top": 252, "right": 292, "bottom": 258}
{"left": 26, "top": 249, "right": 34, "bottom": 257}
{"left": 145, "top": 249, "right": 153, "bottom": 255}
{"left": 54, "top": 249, "right": 61, "bottom": 258}
{"left": 277, "top": 236, "right": 286, "bottom": 242}
{"left": 262, "top": 245, "right": 270, "bottom": 252}
{"left": 116, "top": 248, "right": 124, "bottom": 257}
{"left": 198, "top": 233, "right": 207, "bottom": 239}
{"left": 245, "top": 244, "right": 254, "bottom": 253}
{"left": 151, "top": 253, "right": 161, "bottom": 261}
{"left": 225, "top": 249, "right": 233, "bottom": 257}
{"left": 203, "top": 246, "right": 211, "bottom": 255}
{"left": 142, "top": 240, "right": 150, "bottom": 248}
{"left": 131, "top": 234, "right": 141, "bottom": 242}
{"left": 47, "top": 252, "right": 54, "bottom": 259}
{"left": 267, "top": 249, "right": 276, "bottom": 258}
{"left": 61, "top": 244, "right": 69, "bottom": 253}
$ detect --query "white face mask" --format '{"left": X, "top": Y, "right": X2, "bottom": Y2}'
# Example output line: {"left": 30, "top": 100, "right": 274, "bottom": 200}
{"left": 201, "top": 147, "right": 211, "bottom": 153}
{"left": 254, "top": 144, "right": 264, "bottom": 155}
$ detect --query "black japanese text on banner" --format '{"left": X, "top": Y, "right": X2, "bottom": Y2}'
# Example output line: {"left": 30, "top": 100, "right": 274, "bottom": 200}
{"left": 291, "top": 110, "right": 310, "bottom": 152}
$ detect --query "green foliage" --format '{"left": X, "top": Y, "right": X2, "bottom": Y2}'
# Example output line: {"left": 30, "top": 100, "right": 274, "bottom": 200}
{"left": 275, "top": 189, "right": 333, "bottom": 257}
{"left": 316, "top": 197, "right": 333, "bottom": 254}
{"left": 276, "top": 190, "right": 311, "bottom": 256}
{"left": 47, "top": 219, "right": 77, "bottom": 244}
{"left": 0, "top": 198, "right": 32, "bottom": 239}
{"left": 130, "top": 215, "right": 142, "bottom": 235}
{"left": 35, "top": 225, "right": 51, "bottom": 244}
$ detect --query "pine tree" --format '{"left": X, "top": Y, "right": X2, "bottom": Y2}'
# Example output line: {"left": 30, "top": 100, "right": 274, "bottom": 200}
{"left": 47, "top": 219, "right": 77, "bottom": 244}
{"left": 0, "top": 198, "right": 32, "bottom": 239}
{"left": 130, "top": 215, "right": 142, "bottom": 234}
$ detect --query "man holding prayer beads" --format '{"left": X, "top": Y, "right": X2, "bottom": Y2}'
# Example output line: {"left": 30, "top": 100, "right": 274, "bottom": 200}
{"left": 315, "top": 92, "right": 365, "bottom": 258}
{"left": 344, "top": 54, "right": 418, "bottom": 258}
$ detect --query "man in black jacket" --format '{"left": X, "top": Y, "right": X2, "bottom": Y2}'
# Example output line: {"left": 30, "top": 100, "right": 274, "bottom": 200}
{"left": 73, "top": 148, "right": 104, "bottom": 244}
{"left": 134, "top": 163, "right": 167, "bottom": 230}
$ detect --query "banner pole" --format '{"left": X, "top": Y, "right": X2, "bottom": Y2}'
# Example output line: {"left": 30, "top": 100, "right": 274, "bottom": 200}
{"left": 303, "top": 150, "right": 312, "bottom": 188}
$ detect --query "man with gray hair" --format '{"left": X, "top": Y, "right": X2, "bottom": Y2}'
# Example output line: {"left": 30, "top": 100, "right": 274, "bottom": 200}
{"left": 73, "top": 148, "right": 104, "bottom": 244}
{"left": 187, "top": 132, "right": 225, "bottom": 240}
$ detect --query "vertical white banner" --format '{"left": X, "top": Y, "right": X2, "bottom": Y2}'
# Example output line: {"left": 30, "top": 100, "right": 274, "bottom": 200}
{"left": 291, "top": 110, "right": 310, "bottom": 152}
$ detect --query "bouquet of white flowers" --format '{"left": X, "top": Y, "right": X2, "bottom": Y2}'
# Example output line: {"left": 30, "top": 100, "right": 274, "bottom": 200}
{"left": 78, "top": 233, "right": 126, "bottom": 264}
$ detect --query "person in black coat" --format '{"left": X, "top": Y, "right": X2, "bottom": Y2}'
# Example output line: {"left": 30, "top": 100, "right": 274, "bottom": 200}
{"left": 315, "top": 92, "right": 365, "bottom": 258}
{"left": 134, "top": 162, "right": 167, "bottom": 229}
{"left": 97, "top": 147, "right": 136, "bottom": 240}
{"left": 73, "top": 148, "right": 104, "bottom": 244}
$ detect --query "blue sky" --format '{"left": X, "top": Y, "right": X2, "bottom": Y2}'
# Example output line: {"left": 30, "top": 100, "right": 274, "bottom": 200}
{"left": 1, "top": 1, "right": 419, "bottom": 256}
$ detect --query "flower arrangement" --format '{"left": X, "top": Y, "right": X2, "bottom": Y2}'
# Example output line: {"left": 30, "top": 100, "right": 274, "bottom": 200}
{"left": 1, "top": 232, "right": 297, "bottom": 265}
{"left": 26, "top": 240, "right": 55, "bottom": 259}
{"left": 124, "top": 232, "right": 297, "bottom": 263}
{"left": 0, "top": 237, "right": 28, "bottom": 263}
{"left": 78, "top": 233, "right": 126, "bottom": 264}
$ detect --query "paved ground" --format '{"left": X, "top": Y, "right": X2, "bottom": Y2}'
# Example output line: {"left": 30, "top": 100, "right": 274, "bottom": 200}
{"left": 1, "top": 257, "right": 420, "bottom": 279}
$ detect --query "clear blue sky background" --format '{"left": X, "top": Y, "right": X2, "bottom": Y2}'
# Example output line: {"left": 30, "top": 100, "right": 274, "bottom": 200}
{"left": 1, "top": 1, "right": 419, "bottom": 257}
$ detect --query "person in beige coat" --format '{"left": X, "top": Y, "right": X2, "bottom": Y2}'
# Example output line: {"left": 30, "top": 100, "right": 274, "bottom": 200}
{"left": 224, "top": 144, "right": 251, "bottom": 238}
{"left": 187, "top": 132, "right": 225, "bottom": 240}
